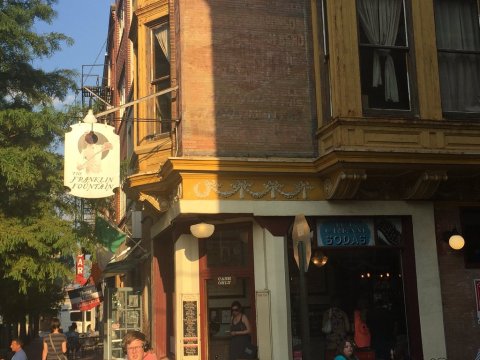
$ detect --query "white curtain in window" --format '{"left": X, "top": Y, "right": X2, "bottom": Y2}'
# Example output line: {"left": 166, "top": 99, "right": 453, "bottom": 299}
{"left": 435, "top": 0, "right": 480, "bottom": 112}
{"left": 357, "top": 0, "right": 402, "bottom": 102}
{"left": 154, "top": 23, "right": 170, "bottom": 62}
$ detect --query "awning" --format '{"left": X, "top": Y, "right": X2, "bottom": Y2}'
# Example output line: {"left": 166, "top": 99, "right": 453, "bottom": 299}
{"left": 92, "top": 216, "right": 148, "bottom": 280}
{"left": 100, "top": 238, "right": 149, "bottom": 278}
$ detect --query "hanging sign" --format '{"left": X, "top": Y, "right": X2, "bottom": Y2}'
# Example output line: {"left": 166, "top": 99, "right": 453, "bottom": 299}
{"left": 68, "top": 284, "right": 103, "bottom": 311}
{"left": 75, "top": 254, "right": 87, "bottom": 285}
{"left": 64, "top": 121, "right": 120, "bottom": 198}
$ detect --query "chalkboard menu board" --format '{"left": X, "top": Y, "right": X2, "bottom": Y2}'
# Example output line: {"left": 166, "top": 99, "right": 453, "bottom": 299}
{"left": 182, "top": 295, "right": 199, "bottom": 357}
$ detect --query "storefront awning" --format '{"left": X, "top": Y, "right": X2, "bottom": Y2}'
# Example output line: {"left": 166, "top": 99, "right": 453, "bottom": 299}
{"left": 100, "top": 238, "right": 149, "bottom": 278}
{"left": 92, "top": 216, "right": 149, "bottom": 280}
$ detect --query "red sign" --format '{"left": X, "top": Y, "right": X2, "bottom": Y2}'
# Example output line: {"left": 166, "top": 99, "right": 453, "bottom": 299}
{"left": 76, "top": 255, "right": 87, "bottom": 285}
{"left": 475, "top": 279, "right": 480, "bottom": 324}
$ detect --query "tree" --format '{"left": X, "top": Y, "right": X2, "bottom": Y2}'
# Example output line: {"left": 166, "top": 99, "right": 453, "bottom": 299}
{"left": 0, "top": 0, "right": 85, "bottom": 328}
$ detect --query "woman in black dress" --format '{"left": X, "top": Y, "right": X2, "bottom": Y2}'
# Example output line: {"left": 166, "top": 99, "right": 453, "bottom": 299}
{"left": 229, "top": 301, "right": 251, "bottom": 360}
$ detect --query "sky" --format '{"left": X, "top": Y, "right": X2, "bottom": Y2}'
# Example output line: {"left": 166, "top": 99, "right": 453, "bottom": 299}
{"left": 34, "top": 0, "right": 113, "bottom": 107}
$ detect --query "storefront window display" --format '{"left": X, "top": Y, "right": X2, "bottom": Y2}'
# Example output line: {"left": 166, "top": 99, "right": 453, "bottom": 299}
{"left": 289, "top": 217, "right": 411, "bottom": 360}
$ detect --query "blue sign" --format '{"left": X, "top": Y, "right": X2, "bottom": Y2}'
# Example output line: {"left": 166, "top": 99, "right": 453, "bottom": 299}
{"left": 317, "top": 220, "right": 374, "bottom": 247}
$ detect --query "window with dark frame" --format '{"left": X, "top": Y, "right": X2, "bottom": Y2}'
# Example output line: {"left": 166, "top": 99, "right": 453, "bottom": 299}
{"left": 357, "top": 0, "right": 412, "bottom": 112}
{"left": 461, "top": 208, "right": 480, "bottom": 269}
{"left": 315, "top": 0, "right": 332, "bottom": 124}
{"left": 148, "top": 21, "right": 171, "bottom": 138}
{"left": 118, "top": 68, "right": 125, "bottom": 120}
{"left": 434, "top": 0, "right": 480, "bottom": 115}
{"left": 117, "top": 0, "right": 124, "bottom": 42}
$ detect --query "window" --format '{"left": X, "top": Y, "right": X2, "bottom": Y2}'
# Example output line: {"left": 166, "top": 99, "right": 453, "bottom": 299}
{"left": 434, "top": 0, "right": 480, "bottom": 114}
{"left": 117, "top": 0, "right": 125, "bottom": 43}
{"left": 148, "top": 21, "right": 171, "bottom": 138}
{"left": 118, "top": 69, "right": 126, "bottom": 119}
{"left": 314, "top": 0, "right": 332, "bottom": 124}
{"left": 357, "top": 0, "right": 412, "bottom": 111}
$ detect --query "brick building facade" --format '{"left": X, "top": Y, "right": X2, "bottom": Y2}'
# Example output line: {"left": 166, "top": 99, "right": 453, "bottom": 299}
{"left": 98, "top": 0, "right": 480, "bottom": 359}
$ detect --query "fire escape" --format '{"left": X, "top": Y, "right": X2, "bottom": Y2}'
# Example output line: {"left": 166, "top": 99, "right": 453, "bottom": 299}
{"left": 77, "top": 64, "right": 114, "bottom": 226}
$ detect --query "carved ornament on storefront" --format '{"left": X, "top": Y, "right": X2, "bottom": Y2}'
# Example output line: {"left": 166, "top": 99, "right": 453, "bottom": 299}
{"left": 193, "top": 179, "right": 314, "bottom": 200}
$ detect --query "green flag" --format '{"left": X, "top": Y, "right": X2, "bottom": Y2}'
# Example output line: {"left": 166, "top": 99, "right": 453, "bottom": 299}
{"left": 95, "top": 216, "right": 126, "bottom": 252}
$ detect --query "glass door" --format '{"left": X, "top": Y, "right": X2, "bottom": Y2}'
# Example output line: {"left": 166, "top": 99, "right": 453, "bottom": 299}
{"left": 206, "top": 277, "right": 252, "bottom": 360}
{"left": 104, "top": 287, "right": 142, "bottom": 359}
{"left": 199, "top": 223, "right": 255, "bottom": 360}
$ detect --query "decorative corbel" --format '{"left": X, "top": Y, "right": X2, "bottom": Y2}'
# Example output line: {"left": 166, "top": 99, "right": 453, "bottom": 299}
{"left": 323, "top": 169, "right": 367, "bottom": 199}
{"left": 138, "top": 192, "right": 169, "bottom": 212}
{"left": 403, "top": 171, "right": 448, "bottom": 200}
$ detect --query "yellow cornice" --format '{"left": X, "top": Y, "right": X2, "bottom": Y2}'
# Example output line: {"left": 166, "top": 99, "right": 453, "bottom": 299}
{"left": 161, "top": 157, "right": 317, "bottom": 177}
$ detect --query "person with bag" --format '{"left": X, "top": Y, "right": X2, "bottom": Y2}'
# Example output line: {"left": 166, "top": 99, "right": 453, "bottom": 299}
{"left": 229, "top": 301, "right": 256, "bottom": 360}
{"left": 42, "top": 318, "right": 67, "bottom": 360}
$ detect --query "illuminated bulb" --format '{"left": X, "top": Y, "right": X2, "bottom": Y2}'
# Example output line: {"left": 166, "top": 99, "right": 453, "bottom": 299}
{"left": 312, "top": 251, "right": 328, "bottom": 267}
{"left": 366, "top": 272, "right": 371, "bottom": 278}
{"left": 449, "top": 234, "right": 465, "bottom": 250}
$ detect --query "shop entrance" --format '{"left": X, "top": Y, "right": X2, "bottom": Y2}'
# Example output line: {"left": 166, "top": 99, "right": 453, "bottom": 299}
{"left": 204, "top": 277, "right": 253, "bottom": 360}
{"left": 199, "top": 223, "right": 255, "bottom": 360}
{"left": 323, "top": 248, "right": 407, "bottom": 360}
{"left": 289, "top": 217, "right": 416, "bottom": 360}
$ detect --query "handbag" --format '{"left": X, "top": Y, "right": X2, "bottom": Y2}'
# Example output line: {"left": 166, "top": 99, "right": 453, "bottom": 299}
{"left": 243, "top": 342, "right": 258, "bottom": 359}
{"left": 49, "top": 334, "right": 68, "bottom": 360}
{"left": 322, "top": 308, "right": 332, "bottom": 334}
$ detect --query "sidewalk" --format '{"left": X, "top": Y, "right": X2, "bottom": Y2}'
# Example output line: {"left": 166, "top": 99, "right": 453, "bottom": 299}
{"left": 24, "top": 337, "right": 102, "bottom": 360}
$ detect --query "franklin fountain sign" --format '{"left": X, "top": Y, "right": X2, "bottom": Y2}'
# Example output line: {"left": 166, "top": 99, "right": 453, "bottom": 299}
{"left": 64, "top": 111, "right": 120, "bottom": 198}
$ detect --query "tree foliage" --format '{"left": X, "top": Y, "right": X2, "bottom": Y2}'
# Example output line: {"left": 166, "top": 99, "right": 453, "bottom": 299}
{"left": 0, "top": 0, "right": 86, "bottom": 321}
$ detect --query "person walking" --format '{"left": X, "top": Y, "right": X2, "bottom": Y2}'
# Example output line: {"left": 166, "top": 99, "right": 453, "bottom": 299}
{"left": 42, "top": 318, "right": 67, "bottom": 360}
{"left": 10, "top": 338, "right": 28, "bottom": 360}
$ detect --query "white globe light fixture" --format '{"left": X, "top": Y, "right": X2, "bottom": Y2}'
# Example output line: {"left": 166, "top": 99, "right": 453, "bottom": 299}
{"left": 190, "top": 222, "right": 215, "bottom": 238}
{"left": 448, "top": 233, "right": 465, "bottom": 250}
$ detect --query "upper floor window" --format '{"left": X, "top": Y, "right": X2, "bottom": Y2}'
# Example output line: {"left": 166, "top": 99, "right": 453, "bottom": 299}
{"left": 434, "top": 0, "right": 480, "bottom": 115}
{"left": 118, "top": 69, "right": 126, "bottom": 119}
{"left": 117, "top": 0, "right": 125, "bottom": 43}
{"left": 357, "top": 0, "right": 412, "bottom": 112}
{"left": 314, "top": 0, "right": 332, "bottom": 124}
{"left": 147, "top": 21, "right": 171, "bottom": 138}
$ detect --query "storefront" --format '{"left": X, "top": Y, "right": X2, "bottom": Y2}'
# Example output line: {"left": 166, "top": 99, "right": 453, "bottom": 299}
{"left": 289, "top": 217, "right": 421, "bottom": 360}
{"left": 150, "top": 200, "right": 447, "bottom": 360}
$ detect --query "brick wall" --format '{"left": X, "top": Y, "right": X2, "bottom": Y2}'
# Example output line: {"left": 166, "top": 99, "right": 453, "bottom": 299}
{"left": 434, "top": 206, "right": 480, "bottom": 359}
{"left": 178, "top": 0, "right": 316, "bottom": 157}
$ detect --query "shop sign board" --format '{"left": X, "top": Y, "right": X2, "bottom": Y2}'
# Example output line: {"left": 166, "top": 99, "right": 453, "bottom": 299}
{"left": 317, "top": 219, "right": 374, "bottom": 247}
{"left": 182, "top": 294, "right": 199, "bottom": 359}
{"left": 217, "top": 275, "right": 235, "bottom": 287}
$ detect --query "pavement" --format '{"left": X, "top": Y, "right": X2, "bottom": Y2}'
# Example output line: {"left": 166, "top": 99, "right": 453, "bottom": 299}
{"left": 23, "top": 337, "right": 102, "bottom": 360}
